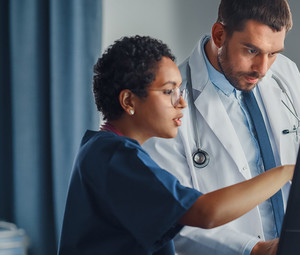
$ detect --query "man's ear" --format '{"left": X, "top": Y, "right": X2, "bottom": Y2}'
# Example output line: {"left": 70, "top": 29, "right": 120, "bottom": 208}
{"left": 119, "top": 89, "right": 135, "bottom": 116}
{"left": 211, "top": 22, "right": 227, "bottom": 48}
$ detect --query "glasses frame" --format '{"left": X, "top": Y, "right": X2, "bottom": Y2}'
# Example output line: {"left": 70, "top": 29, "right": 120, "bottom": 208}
{"left": 147, "top": 87, "right": 187, "bottom": 107}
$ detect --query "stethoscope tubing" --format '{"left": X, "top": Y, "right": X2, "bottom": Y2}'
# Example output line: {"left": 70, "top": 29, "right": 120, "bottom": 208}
{"left": 186, "top": 65, "right": 298, "bottom": 169}
{"left": 186, "top": 62, "right": 210, "bottom": 168}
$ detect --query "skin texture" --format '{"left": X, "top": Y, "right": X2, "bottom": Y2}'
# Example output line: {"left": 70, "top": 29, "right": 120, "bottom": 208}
{"left": 179, "top": 165, "right": 293, "bottom": 230}
{"left": 113, "top": 57, "right": 186, "bottom": 145}
{"left": 206, "top": 20, "right": 286, "bottom": 91}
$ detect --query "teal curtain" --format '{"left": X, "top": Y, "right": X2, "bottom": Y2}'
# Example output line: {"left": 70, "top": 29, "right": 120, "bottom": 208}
{"left": 0, "top": 0, "right": 102, "bottom": 254}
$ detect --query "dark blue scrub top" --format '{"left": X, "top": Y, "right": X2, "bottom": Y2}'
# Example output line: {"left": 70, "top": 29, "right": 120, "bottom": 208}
{"left": 58, "top": 130, "right": 201, "bottom": 255}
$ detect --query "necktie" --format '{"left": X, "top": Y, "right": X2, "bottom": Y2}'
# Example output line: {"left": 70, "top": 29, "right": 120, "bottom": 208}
{"left": 242, "top": 90, "right": 284, "bottom": 236}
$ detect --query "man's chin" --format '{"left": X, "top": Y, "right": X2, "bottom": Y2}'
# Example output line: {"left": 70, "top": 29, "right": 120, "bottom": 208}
{"left": 234, "top": 82, "right": 258, "bottom": 92}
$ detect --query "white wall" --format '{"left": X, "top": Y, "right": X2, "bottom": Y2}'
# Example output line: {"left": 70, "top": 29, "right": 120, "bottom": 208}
{"left": 102, "top": 0, "right": 300, "bottom": 66}
{"left": 284, "top": 0, "right": 300, "bottom": 66}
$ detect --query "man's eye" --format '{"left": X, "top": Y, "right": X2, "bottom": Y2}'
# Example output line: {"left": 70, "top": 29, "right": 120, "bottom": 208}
{"left": 248, "top": 49, "right": 257, "bottom": 54}
{"left": 269, "top": 52, "right": 278, "bottom": 57}
{"left": 163, "top": 89, "right": 173, "bottom": 95}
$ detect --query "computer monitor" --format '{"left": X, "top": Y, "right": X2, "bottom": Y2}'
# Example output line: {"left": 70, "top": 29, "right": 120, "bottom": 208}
{"left": 277, "top": 148, "right": 300, "bottom": 255}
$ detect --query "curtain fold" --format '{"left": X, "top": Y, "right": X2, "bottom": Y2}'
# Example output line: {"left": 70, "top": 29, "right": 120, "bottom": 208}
{"left": 0, "top": 0, "right": 102, "bottom": 254}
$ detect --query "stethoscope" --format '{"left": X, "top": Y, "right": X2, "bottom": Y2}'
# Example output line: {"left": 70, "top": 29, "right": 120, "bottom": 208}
{"left": 272, "top": 74, "right": 300, "bottom": 140}
{"left": 186, "top": 63, "right": 210, "bottom": 168}
{"left": 186, "top": 63, "right": 299, "bottom": 168}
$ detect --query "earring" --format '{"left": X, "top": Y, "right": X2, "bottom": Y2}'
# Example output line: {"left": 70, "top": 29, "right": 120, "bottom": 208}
{"left": 129, "top": 109, "right": 135, "bottom": 115}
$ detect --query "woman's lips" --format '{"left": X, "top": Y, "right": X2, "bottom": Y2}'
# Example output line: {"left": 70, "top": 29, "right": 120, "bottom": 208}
{"left": 174, "top": 114, "right": 183, "bottom": 126}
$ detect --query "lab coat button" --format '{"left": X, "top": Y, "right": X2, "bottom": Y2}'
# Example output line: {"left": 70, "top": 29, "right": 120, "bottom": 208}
{"left": 258, "top": 235, "right": 261, "bottom": 239}
{"left": 242, "top": 166, "right": 247, "bottom": 171}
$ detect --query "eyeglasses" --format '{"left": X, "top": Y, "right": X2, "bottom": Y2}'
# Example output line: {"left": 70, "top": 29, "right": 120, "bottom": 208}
{"left": 148, "top": 87, "right": 187, "bottom": 107}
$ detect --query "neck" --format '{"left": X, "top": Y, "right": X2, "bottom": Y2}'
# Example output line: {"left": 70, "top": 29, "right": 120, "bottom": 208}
{"left": 100, "top": 122, "right": 123, "bottom": 136}
{"left": 101, "top": 117, "right": 149, "bottom": 145}
{"left": 205, "top": 38, "right": 221, "bottom": 72}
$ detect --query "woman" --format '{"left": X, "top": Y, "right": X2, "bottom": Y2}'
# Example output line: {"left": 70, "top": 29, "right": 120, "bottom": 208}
{"left": 57, "top": 35, "right": 293, "bottom": 255}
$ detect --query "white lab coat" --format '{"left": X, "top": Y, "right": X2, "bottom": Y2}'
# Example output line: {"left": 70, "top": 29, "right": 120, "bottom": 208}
{"left": 143, "top": 35, "right": 300, "bottom": 255}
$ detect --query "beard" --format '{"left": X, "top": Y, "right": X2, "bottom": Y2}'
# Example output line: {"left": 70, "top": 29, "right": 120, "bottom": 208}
{"left": 217, "top": 41, "right": 264, "bottom": 92}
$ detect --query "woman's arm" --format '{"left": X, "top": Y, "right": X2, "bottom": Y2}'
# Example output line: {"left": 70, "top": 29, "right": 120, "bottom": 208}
{"left": 179, "top": 164, "right": 294, "bottom": 229}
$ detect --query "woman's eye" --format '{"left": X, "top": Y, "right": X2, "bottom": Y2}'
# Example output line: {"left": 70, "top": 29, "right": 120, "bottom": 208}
{"left": 163, "top": 89, "right": 173, "bottom": 95}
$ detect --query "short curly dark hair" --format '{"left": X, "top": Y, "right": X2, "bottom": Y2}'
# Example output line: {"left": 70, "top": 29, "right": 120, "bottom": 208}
{"left": 93, "top": 35, "right": 175, "bottom": 121}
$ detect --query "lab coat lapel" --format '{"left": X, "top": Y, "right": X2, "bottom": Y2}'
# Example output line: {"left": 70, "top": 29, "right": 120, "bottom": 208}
{"left": 258, "top": 74, "right": 297, "bottom": 163}
{"left": 188, "top": 36, "right": 250, "bottom": 178}
{"left": 194, "top": 82, "right": 250, "bottom": 178}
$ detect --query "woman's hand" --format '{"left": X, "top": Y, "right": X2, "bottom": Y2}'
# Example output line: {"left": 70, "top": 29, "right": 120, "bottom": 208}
{"left": 251, "top": 239, "right": 279, "bottom": 255}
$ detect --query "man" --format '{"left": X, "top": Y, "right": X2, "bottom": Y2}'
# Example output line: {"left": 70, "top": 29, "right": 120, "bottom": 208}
{"left": 143, "top": 0, "right": 300, "bottom": 254}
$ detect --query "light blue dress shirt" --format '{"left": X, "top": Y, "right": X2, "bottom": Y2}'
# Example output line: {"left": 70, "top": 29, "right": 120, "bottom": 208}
{"left": 201, "top": 38, "right": 277, "bottom": 255}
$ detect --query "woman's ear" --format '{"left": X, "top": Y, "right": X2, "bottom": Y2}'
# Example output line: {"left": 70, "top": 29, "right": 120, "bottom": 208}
{"left": 119, "top": 89, "right": 135, "bottom": 116}
{"left": 211, "top": 22, "right": 226, "bottom": 48}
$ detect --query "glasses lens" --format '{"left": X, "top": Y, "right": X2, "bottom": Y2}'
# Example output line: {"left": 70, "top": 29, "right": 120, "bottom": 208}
{"left": 181, "top": 88, "right": 187, "bottom": 101}
{"left": 171, "top": 87, "right": 185, "bottom": 107}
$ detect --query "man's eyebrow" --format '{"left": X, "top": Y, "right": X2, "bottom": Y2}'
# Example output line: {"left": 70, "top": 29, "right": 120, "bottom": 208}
{"left": 243, "top": 43, "right": 284, "bottom": 54}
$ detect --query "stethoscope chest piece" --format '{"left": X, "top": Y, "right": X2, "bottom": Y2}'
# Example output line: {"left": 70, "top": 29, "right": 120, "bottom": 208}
{"left": 193, "top": 149, "right": 210, "bottom": 168}
{"left": 186, "top": 62, "right": 210, "bottom": 169}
